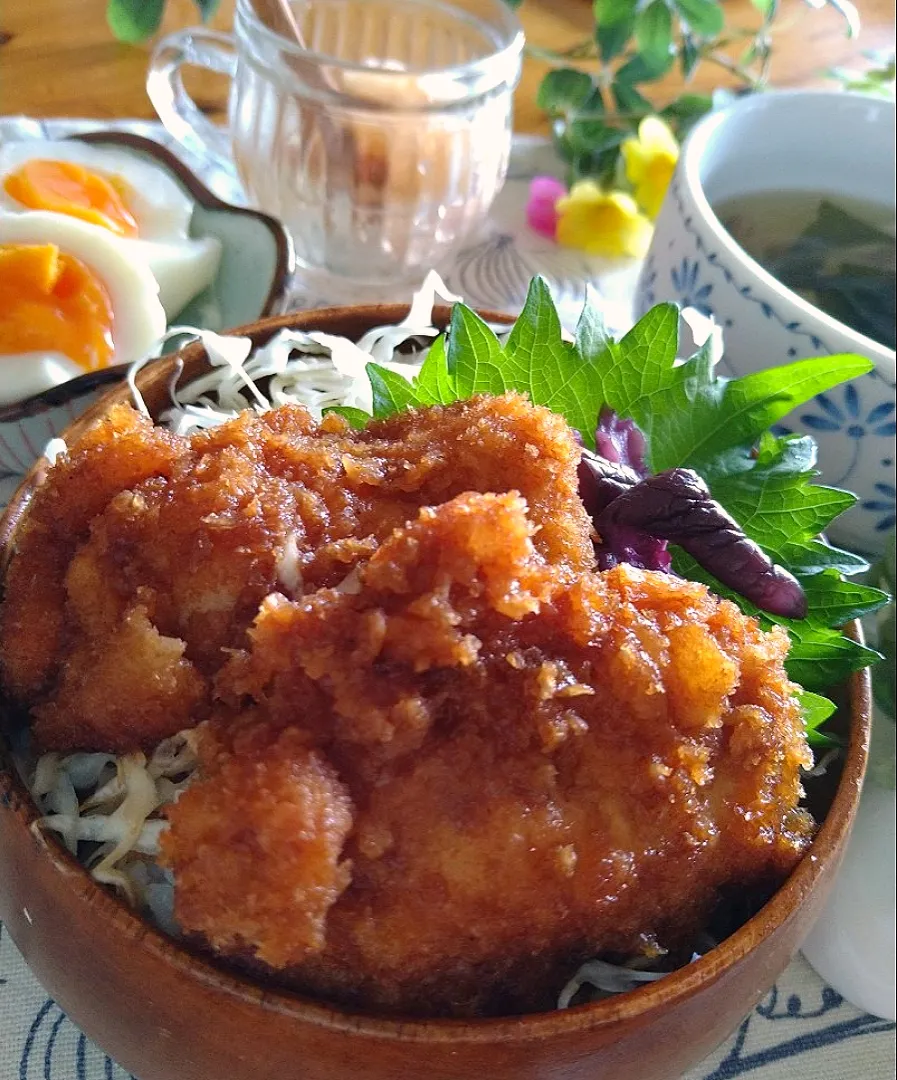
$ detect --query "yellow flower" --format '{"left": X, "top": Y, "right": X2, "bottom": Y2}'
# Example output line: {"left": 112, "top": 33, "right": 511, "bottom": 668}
{"left": 555, "top": 181, "right": 653, "bottom": 258}
{"left": 621, "top": 116, "right": 680, "bottom": 219}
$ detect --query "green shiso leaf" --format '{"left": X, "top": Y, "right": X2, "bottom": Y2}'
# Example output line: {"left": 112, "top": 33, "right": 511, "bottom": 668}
{"left": 341, "top": 277, "right": 886, "bottom": 730}
{"left": 774, "top": 539, "right": 870, "bottom": 578}
{"left": 502, "top": 278, "right": 608, "bottom": 445}
{"left": 784, "top": 623, "right": 882, "bottom": 690}
{"left": 698, "top": 436, "right": 858, "bottom": 558}
{"left": 324, "top": 406, "right": 371, "bottom": 429}
{"left": 414, "top": 335, "right": 457, "bottom": 406}
{"left": 799, "top": 571, "right": 890, "bottom": 627}
{"left": 579, "top": 302, "right": 682, "bottom": 430}
{"left": 449, "top": 304, "right": 509, "bottom": 397}
{"left": 634, "top": 351, "right": 874, "bottom": 472}
{"left": 367, "top": 362, "right": 424, "bottom": 417}
{"left": 799, "top": 691, "right": 842, "bottom": 747}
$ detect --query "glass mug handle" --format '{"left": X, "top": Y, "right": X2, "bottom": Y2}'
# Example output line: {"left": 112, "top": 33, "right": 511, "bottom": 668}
{"left": 146, "top": 29, "right": 237, "bottom": 171}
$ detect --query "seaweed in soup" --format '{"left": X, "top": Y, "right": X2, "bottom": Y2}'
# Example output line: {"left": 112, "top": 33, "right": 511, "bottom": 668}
{"left": 718, "top": 193, "right": 896, "bottom": 350}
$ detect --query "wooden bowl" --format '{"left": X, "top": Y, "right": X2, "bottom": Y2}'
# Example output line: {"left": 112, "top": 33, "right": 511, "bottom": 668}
{"left": 0, "top": 306, "right": 872, "bottom": 1080}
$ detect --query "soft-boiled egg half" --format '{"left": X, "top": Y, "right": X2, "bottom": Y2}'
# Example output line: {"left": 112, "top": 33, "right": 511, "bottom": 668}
{"left": 0, "top": 211, "right": 166, "bottom": 405}
{"left": 0, "top": 140, "right": 221, "bottom": 318}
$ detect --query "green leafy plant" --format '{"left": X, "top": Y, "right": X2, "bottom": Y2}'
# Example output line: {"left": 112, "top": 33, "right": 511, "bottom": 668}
{"left": 331, "top": 281, "right": 888, "bottom": 737}
{"left": 828, "top": 48, "right": 896, "bottom": 98}
{"left": 106, "top": 0, "right": 220, "bottom": 44}
{"left": 508, "top": 0, "right": 861, "bottom": 185}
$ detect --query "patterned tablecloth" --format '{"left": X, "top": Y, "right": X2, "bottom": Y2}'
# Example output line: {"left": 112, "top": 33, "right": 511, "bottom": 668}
{"left": 0, "top": 116, "right": 894, "bottom": 1080}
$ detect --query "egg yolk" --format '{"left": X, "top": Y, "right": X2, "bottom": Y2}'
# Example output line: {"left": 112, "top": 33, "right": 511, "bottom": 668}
{"left": 0, "top": 243, "right": 115, "bottom": 372}
{"left": 3, "top": 160, "right": 138, "bottom": 238}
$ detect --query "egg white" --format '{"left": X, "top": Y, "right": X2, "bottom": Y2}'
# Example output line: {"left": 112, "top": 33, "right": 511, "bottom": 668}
{"left": 0, "top": 140, "right": 222, "bottom": 318}
{"left": 0, "top": 210, "right": 167, "bottom": 403}
{"left": 0, "top": 354, "right": 83, "bottom": 407}
{"left": 123, "top": 235, "right": 222, "bottom": 322}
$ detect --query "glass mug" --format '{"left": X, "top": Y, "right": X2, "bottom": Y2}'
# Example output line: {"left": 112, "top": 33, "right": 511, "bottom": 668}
{"left": 147, "top": 0, "right": 523, "bottom": 293}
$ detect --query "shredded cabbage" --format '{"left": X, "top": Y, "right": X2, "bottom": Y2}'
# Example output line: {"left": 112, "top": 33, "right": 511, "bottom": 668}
{"left": 30, "top": 732, "right": 198, "bottom": 907}
{"left": 558, "top": 959, "right": 667, "bottom": 1008}
{"left": 126, "top": 270, "right": 462, "bottom": 436}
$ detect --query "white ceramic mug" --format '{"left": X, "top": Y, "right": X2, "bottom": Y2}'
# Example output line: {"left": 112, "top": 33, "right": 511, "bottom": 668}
{"left": 635, "top": 91, "right": 896, "bottom": 555}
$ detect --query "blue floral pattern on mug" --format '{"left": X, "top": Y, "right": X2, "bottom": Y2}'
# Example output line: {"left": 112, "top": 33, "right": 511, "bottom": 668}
{"left": 862, "top": 483, "right": 896, "bottom": 534}
{"left": 636, "top": 254, "right": 658, "bottom": 310}
{"left": 802, "top": 386, "right": 897, "bottom": 439}
{"left": 801, "top": 385, "right": 897, "bottom": 487}
{"left": 670, "top": 256, "right": 713, "bottom": 316}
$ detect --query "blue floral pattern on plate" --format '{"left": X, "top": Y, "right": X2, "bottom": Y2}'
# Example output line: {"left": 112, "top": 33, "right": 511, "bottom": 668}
{"left": 802, "top": 386, "right": 897, "bottom": 439}
{"left": 638, "top": 254, "right": 658, "bottom": 309}
{"left": 700, "top": 981, "right": 894, "bottom": 1079}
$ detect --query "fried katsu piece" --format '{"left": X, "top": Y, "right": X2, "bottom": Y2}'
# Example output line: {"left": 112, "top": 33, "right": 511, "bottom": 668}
{"left": 161, "top": 491, "right": 813, "bottom": 1017}
{"left": 165, "top": 726, "right": 354, "bottom": 962}
{"left": 0, "top": 393, "right": 592, "bottom": 751}
{"left": 2, "top": 393, "right": 814, "bottom": 1018}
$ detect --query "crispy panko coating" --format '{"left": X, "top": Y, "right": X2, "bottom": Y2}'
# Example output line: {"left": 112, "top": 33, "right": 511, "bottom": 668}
{"left": 0, "top": 393, "right": 592, "bottom": 751}
{"left": 162, "top": 727, "right": 353, "bottom": 967}
{"left": 0, "top": 406, "right": 181, "bottom": 700}
{"left": 2, "top": 392, "right": 814, "bottom": 1017}
{"left": 161, "top": 491, "right": 813, "bottom": 1017}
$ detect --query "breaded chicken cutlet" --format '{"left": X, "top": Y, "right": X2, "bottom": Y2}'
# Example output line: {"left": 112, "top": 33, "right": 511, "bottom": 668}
{"left": 0, "top": 394, "right": 814, "bottom": 1018}
{"left": 1, "top": 393, "right": 591, "bottom": 750}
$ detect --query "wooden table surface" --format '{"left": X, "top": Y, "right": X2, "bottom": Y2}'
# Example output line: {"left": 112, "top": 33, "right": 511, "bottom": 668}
{"left": 0, "top": 0, "right": 893, "bottom": 134}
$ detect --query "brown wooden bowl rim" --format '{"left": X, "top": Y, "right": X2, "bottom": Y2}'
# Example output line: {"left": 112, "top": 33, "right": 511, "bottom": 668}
{"left": 0, "top": 130, "right": 295, "bottom": 425}
{"left": 0, "top": 305, "right": 872, "bottom": 1044}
